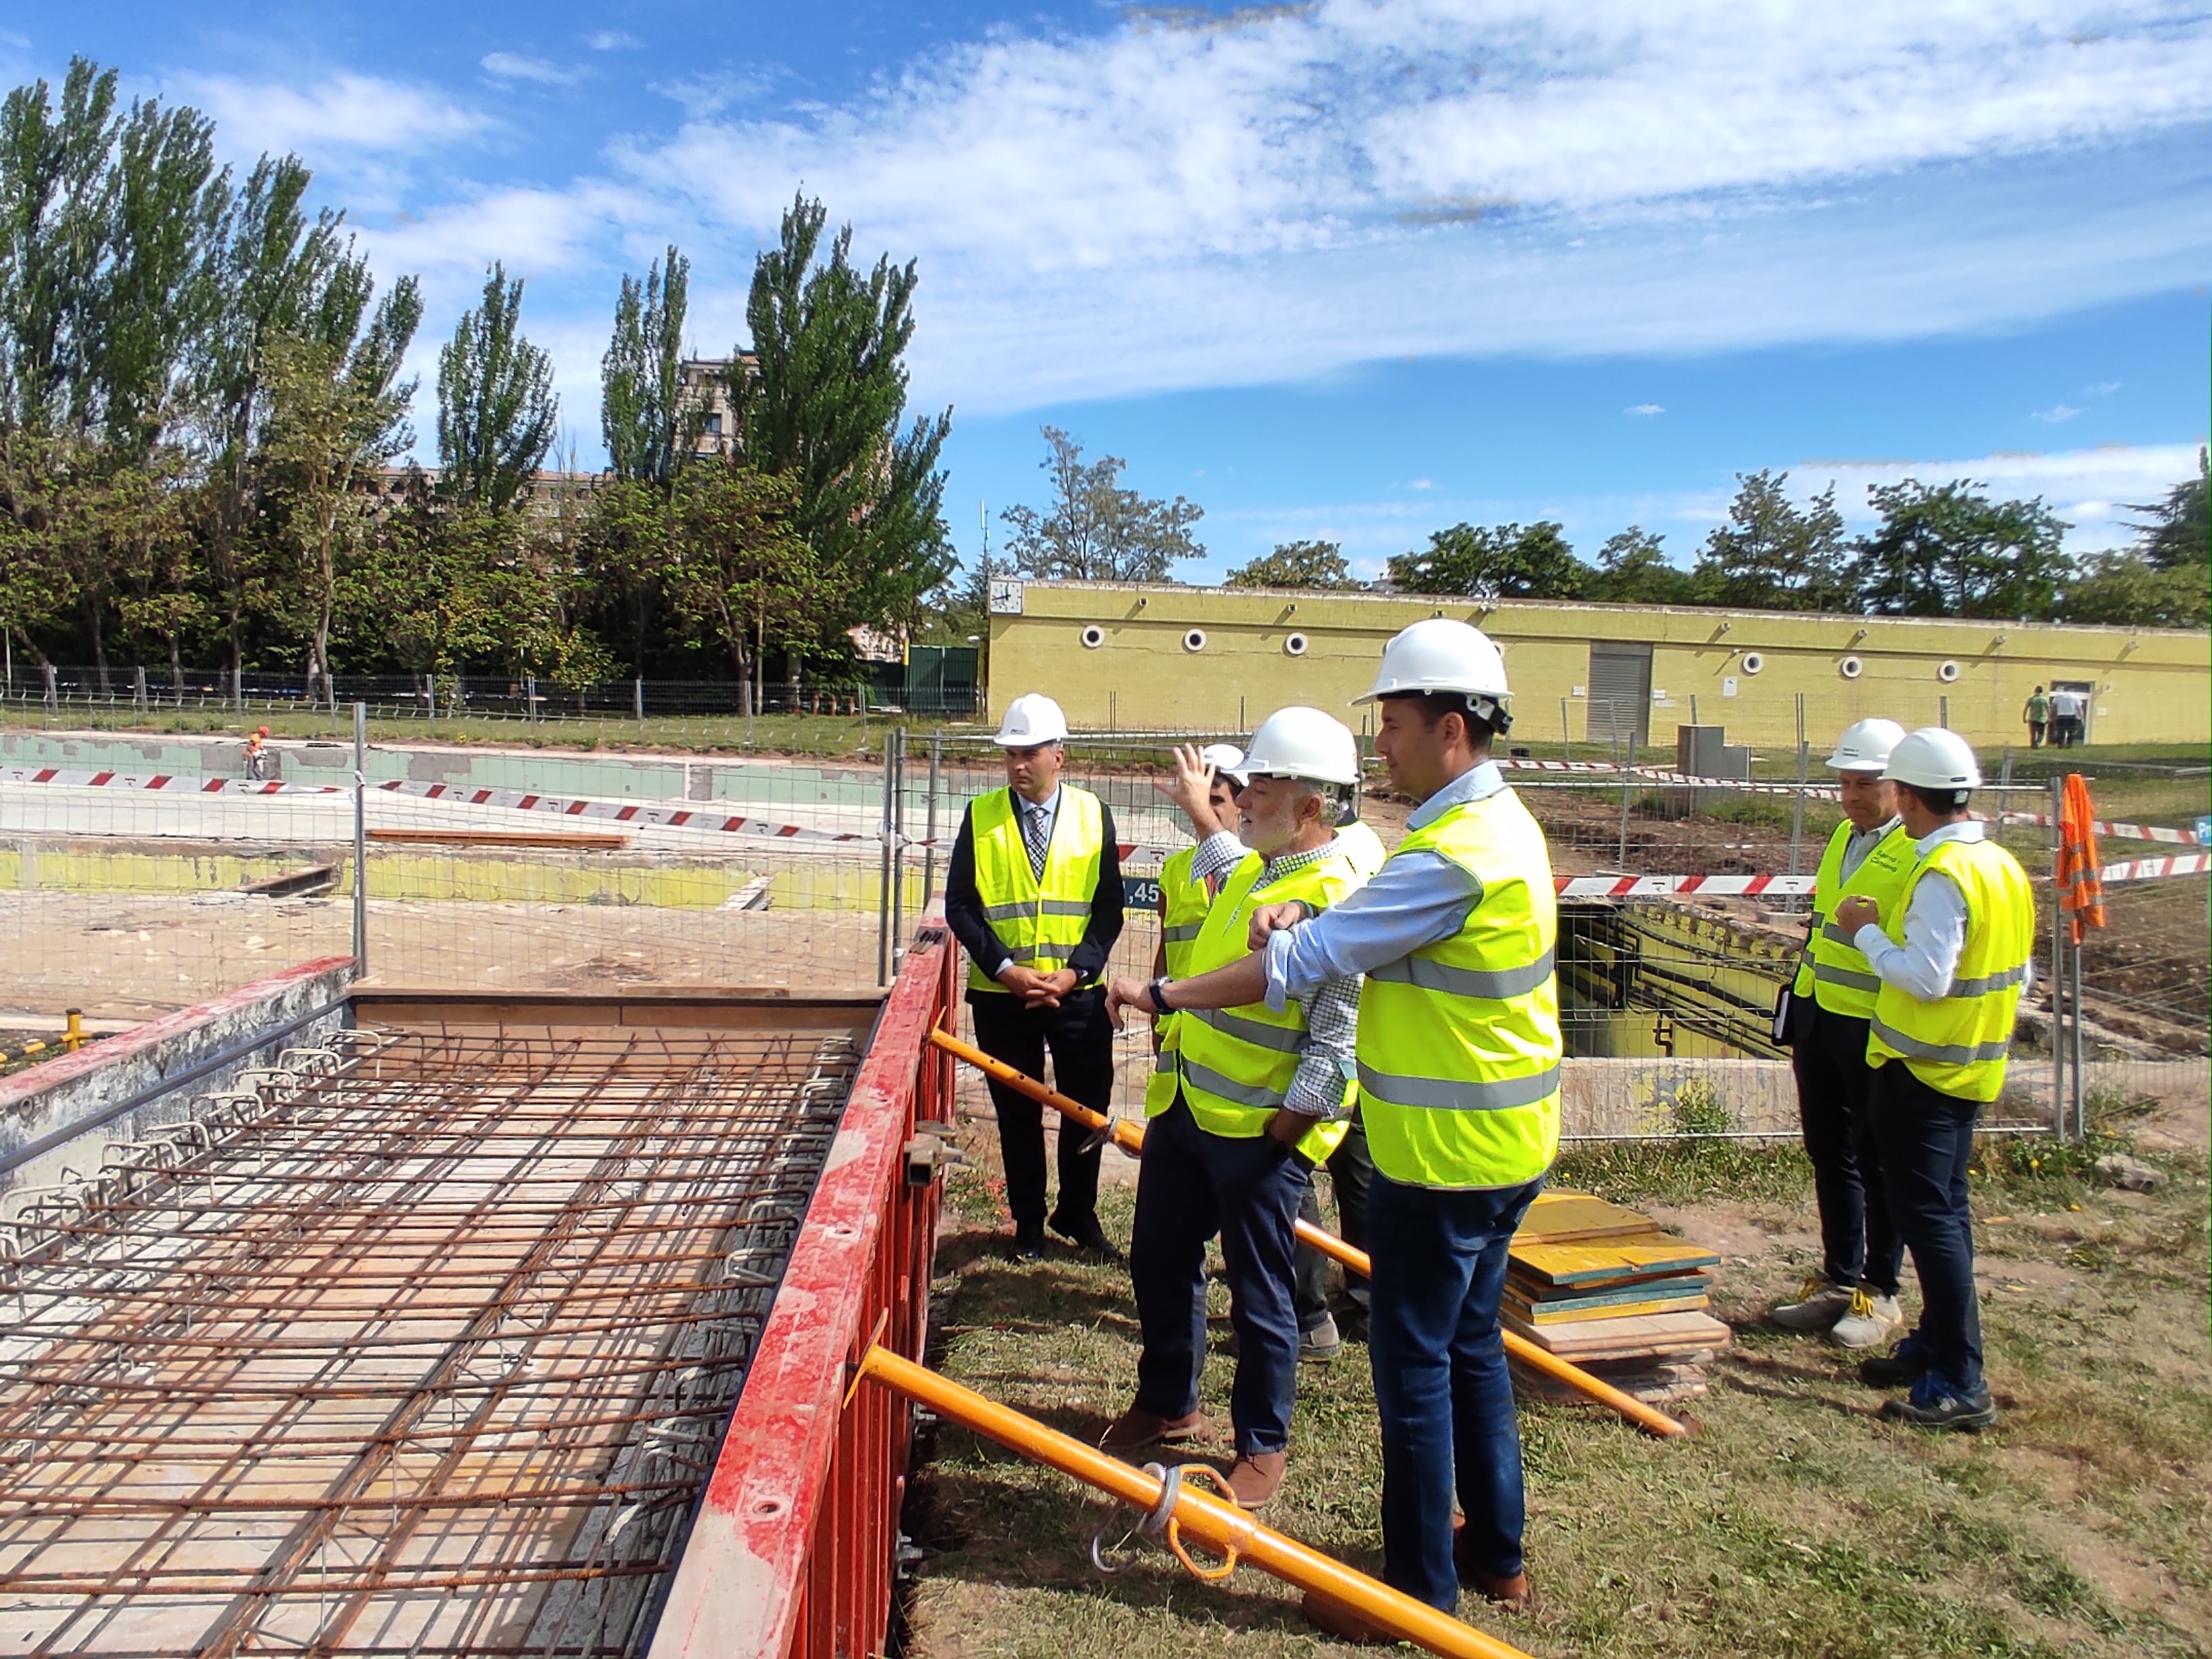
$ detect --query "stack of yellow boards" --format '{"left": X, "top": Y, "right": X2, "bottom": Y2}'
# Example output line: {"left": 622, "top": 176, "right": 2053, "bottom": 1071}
{"left": 1504, "top": 1190, "right": 1731, "bottom": 1405}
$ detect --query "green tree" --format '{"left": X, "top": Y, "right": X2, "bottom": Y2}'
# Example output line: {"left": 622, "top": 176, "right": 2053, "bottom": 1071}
{"left": 2127, "top": 447, "right": 2209, "bottom": 571}
{"left": 1225, "top": 538, "right": 1358, "bottom": 590}
{"left": 2062, "top": 451, "right": 2209, "bottom": 628}
{"left": 1849, "top": 480, "right": 2071, "bottom": 620}
{"left": 1000, "top": 424, "right": 1204, "bottom": 582}
{"left": 601, "top": 245, "right": 691, "bottom": 487}
{"left": 1692, "top": 471, "right": 1851, "bottom": 611}
{"left": 0, "top": 58, "right": 118, "bottom": 437}
{"left": 737, "top": 193, "right": 953, "bottom": 638}
{"left": 437, "top": 262, "right": 558, "bottom": 514}
{"left": 1584, "top": 527, "right": 1704, "bottom": 607}
{"left": 663, "top": 460, "right": 822, "bottom": 705}
{"left": 1387, "top": 520, "right": 1585, "bottom": 599}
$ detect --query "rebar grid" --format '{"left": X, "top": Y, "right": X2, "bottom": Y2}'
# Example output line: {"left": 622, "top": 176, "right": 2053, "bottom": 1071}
{"left": 0, "top": 1023, "right": 861, "bottom": 1658}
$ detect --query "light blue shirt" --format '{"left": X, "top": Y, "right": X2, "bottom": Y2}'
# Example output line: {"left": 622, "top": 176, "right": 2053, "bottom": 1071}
{"left": 1016, "top": 785, "right": 1061, "bottom": 848}
{"left": 1262, "top": 760, "right": 1507, "bottom": 1010}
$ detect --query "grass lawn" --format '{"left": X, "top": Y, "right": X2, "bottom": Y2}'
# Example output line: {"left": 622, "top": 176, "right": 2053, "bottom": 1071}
{"left": 897, "top": 1105, "right": 2211, "bottom": 1659}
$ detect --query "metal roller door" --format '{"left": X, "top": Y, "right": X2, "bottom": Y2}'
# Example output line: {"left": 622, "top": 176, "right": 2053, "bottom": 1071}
{"left": 1587, "top": 643, "right": 1652, "bottom": 747}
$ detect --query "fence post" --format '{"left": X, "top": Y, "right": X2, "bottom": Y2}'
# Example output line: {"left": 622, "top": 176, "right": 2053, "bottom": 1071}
{"left": 923, "top": 729, "right": 943, "bottom": 909}
{"left": 1787, "top": 692, "right": 1808, "bottom": 885}
{"left": 634, "top": 677, "right": 645, "bottom": 735}
{"left": 352, "top": 701, "right": 369, "bottom": 978}
{"left": 1617, "top": 731, "right": 1636, "bottom": 869}
{"left": 2049, "top": 775, "right": 2066, "bottom": 1139}
{"left": 525, "top": 675, "right": 537, "bottom": 722}
{"left": 877, "top": 737, "right": 896, "bottom": 985}
{"left": 1940, "top": 695, "right": 1950, "bottom": 729}
{"left": 232, "top": 665, "right": 243, "bottom": 713}
{"left": 43, "top": 663, "right": 57, "bottom": 719}
{"left": 890, "top": 727, "right": 908, "bottom": 975}
{"left": 1561, "top": 696, "right": 1572, "bottom": 762}
{"left": 134, "top": 665, "right": 147, "bottom": 712}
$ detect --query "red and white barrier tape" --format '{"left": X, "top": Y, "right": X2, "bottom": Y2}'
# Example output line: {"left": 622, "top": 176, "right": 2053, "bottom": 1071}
{"left": 1, "top": 766, "right": 342, "bottom": 796}
{"left": 2097, "top": 852, "right": 2211, "bottom": 884}
{"left": 369, "top": 779, "right": 878, "bottom": 846}
{"left": 1993, "top": 808, "right": 2200, "bottom": 845}
{"left": 1555, "top": 873, "right": 1813, "bottom": 897}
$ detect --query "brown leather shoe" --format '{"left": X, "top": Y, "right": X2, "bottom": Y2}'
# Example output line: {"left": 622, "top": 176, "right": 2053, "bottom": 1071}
{"left": 1300, "top": 1589, "right": 1395, "bottom": 1644}
{"left": 1099, "top": 1405, "right": 1205, "bottom": 1454}
{"left": 1452, "top": 1516, "right": 1532, "bottom": 1606}
{"left": 1225, "top": 1450, "right": 1288, "bottom": 1509}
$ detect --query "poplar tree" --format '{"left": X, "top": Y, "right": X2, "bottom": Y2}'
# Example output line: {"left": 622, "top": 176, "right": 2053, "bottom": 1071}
{"left": 601, "top": 245, "right": 689, "bottom": 487}
{"left": 437, "top": 261, "right": 558, "bottom": 513}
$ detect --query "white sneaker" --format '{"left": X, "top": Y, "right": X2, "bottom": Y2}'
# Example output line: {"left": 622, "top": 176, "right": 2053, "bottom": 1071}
{"left": 1828, "top": 1287, "right": 1903, "bottom": 1350}
{"left": 1771, "top": 1279, "right": 1854, "bottom": 1332}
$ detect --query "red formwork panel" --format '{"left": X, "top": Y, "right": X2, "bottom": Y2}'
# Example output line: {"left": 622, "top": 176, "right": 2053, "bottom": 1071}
{"left": 649, "top": 920, "right": 958, "bottom": 1659}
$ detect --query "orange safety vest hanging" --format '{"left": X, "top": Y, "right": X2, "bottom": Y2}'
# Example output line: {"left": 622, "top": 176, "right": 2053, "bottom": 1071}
{"left": 2055, "top": 773, "right": 2106, "bottom": 945}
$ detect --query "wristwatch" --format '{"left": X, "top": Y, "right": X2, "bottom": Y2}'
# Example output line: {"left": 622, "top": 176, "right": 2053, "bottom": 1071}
{"left": 1147, "top": 977, "right": 1174, "bottom": 1014}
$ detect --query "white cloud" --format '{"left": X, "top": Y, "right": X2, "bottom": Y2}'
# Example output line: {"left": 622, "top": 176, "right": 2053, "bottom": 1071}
{"left": 1626, "top": 403, "right": 1666, "bottom": 417}
{"left": 1410, "top": 478, "right": 1434, "bottom": 490}
{"left": 2033, "top": 404, "right": 2084, "bottom": 422}
{"left": 2087, "top": 380, "right": 2123, "bottom": 395}
{"left": 183, "top": 73, "right": 488, "bottom": 158}
{"left": 482, "top": 52, "right": 580, "bottom": 86}
{"left": 586, "top": 30, "right": 640, "bottom": 51}
{"left": 588, "top": 0, "right": 2212, "bottom": 412}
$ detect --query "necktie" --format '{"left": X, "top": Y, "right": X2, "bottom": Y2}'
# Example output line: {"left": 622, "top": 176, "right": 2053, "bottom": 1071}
{"left": 1024, "top": 802, "right": 1050, "bottom": 878}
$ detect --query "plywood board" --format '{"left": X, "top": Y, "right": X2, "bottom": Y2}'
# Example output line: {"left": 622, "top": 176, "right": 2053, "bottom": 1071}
{"left": 1505, "top": 1290, "right": 1711, "bottom": 1325}
{"left": 1504, "top": 1309, "right": 1734, "bottom": 1355}
{"left": 1512, "top": 1190, "right": 1657, "bottom": 1244}
{"left": 1506, "top": 1271, "right": 1710, "bottom": 1312}
{"left": 1509, "top": 1236, "right": 1723, "bottom": 1286}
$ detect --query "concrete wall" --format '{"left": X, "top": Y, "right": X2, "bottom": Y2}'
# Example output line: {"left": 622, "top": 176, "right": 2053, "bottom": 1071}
{"left": 987, "top": 581, "right": 2211, "bottom": 751}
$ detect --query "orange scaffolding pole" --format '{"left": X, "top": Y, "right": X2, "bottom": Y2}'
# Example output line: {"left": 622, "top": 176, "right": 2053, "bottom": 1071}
{"left": 930, "top": 1025, "right": 1690, "bottom": 1441}
{"left": 855, "top": 1344, "right": 1540, "bottom": 1659}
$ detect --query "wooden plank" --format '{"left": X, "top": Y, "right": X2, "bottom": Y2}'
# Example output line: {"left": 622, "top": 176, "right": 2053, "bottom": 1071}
{"left": 366, "top": 827, "right": 632, "bottom": 849}
{"left": 239, "top": 862, "right": 340, "bottom": 898}
{"left": 1504, "top": 1309, "right": 1734, "bottom": 1355}
{"left": 1509, "top": 1236, "right": 1722, "bottom": 1286}
{"left": 1512, "top": 1191, "right": 1659, "bottom": 1245}
{"left": 1506, "top": 1271, "right": 1710, "bottom": 1312}
{"left": 1504, "top": 1290, "right": 1710, "bottom": 1325}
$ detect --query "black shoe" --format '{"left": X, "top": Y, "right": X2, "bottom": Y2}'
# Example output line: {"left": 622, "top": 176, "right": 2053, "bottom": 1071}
{"left": 1011, "top": 1221, "right": 1045, "bottom": 1260}
{"left": 1858, "top": 1336, "right": 1931, "bottom": 1389}
{"left": 1881, "top": 1374, "right": 1997, "bottom": 1431}
{"left": 1048, "top": 1212, "right": 1123, "bottom": 1262}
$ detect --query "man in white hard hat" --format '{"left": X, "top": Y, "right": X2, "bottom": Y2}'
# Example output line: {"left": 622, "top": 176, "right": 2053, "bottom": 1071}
{"left": 945, "top": 693, "right": 1126, "bottom": 1261}
{"left": 1102, "top": 707, "right": 1370, "bottom": 1510}
{"left": 1835, "top": 728, "right": 2034, "bottom": 1431}
{"left": 1769, "top": 718, "right": 1914, "bottom": 1350}
{"left": 1110, "top": 622, "right": 1560, "bottom": 1626}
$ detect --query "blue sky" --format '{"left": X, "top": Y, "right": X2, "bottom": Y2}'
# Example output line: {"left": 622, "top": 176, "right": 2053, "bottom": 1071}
{"left": 10, "top": 2, "right": 2209, "bottom": 582}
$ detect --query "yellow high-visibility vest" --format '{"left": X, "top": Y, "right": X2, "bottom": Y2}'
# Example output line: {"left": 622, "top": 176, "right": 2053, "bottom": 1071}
{"left": 965, "top": 785, "right": 1106, "bottom": 994}
{"left": 1355, "top": 786, "right": 1561, "bottom": 1190}
{"left": 1176, "top": 840, "right": 1367, "bottom": 1161}
{"left": 1866, "top": 836, "right": 2035, "bottom": 1103}
{"left": 1145, "top": 844, "right": 1214, "bottom": 1115}
{"left": 1792, "top": 819, "right": 1915, "bottom": 1019}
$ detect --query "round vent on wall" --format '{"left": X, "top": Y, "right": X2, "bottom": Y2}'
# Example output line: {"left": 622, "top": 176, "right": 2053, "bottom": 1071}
{"left": 1183, "top": 629, "right": 1208, "bottom": 653}
{"left": 1739, "top": 651, "right": 1765, "bottom": 675}
{"left": 1937, "top": 659, "right": 1961, "bottom": 683}
{"left": 1839, "top": 655, "right": 1864, "bottom": 680}
{"left": 1284, "top": 632, "right": 1309, "bottom": 657}
{"left": 1080, "top": 625, "right": 1105, "bottom": 650}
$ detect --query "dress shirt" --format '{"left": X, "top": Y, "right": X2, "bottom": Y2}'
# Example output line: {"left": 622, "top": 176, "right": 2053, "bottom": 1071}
{"left": 943, "top": 787, "right": 1126, "bottom": 989}
{"left": 1851, "top": 821, "right": 2030, "bottom": 1003}
{"left": 1261, "top": 760, "right": 1509, "bottom": 1008}
{"left": 1019, "top": 785, "right": 1061, "bottom": 851}
{"left": 1839, "top": 815, "right": 1902, "bottom": 881}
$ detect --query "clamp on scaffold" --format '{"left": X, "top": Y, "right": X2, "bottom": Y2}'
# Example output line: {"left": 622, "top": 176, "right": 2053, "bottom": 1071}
{"left": 926, "top": 1024, "right": 1693, "bottom": 1441}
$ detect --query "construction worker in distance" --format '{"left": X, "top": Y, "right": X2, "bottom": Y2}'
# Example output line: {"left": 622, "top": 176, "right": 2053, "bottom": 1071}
{"left": 1143, "top": 743, "right": 1250, "bottom": 1124}
{"left": 944, "top": 693, "right": 1126, "bottom": 1262}
{"left": 1109, "top": 620, "right": 1560, "bottom": 1626}
{"left": 1769, "top": 718, "right": 1914, "bottom": 1350}
{"left": 2022, "top": 684, "right": 2049, "bottom": 749}
{"left": 1102, "top": 707, "right": 1370, "bottom": 1511}
{"left": 245, "top": 726, "right": 270, "bottom": 780}
{"left": 1836, "top": 727, "right": 2034, "bottom": 1431}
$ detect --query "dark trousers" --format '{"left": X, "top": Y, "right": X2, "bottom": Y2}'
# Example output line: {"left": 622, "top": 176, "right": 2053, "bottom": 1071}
{"left": 1873, "top": 1064, "right": 1984, "bottom": 1392}
{"left": 1130, "top": 1096, "right": 1309, "bottom": 1454}
{"left": 1367, "top": 1169, "right": 1543, "bottom": 1611}
{"left": 2026, "top": 720, "right": 2045, "bottom": 748}
{"left": 1294, "top": 1111, "right": 1374, "bottom": 1328}
{"left": 967, "top": 989, "right": 1110, "bottom": 1229}
{"left": 1791, "top": 1004, "right": 1903, "bottom": 1296}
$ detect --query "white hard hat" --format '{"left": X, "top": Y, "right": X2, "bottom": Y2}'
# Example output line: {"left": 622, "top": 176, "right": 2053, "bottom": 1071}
{"left": 1240, "top": 706, "right": 1362, "bottom": 787}
{"left": 995, "top": 693, "right": 1069, "bottom": 747}
{"left": 1353, "top": 618, "right": 1511, "bottom": 715}
{"left": 1884, "top": 727, "right": 1984, "bottom": 792}
{"left": 1825, "top": 718, "right": 1906, "bottom": 774}
{"left": 1198, "top": 743, "right": 1249, "bottom": 787}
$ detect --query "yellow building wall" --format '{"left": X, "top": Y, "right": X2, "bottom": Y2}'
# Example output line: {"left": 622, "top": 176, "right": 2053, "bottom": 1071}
{"left": 989, "top": 581, "right": 2211, "bottom": 752}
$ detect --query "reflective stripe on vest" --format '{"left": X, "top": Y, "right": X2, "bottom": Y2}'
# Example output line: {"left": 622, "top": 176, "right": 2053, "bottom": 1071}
{"left": 1791, "top": 819, "right": 1914, "bottom": 1020}
{"left": 965, "top": 785, "right": 1107, "bottom": 993}
{"left": 1175, "top": 842, "right": 1367, "bottom": 1162}
{"left": 1355, "top": 786, "right": 1561, "bottom": 1190}
{"left": 1145, "top": 844, "right": 1214, "bottom": 1116}
{"left": 1865, "top": 838, "right": 2036, "bottom": 1103}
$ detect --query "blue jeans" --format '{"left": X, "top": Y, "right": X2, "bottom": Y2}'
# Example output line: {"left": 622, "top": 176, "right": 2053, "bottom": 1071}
{"left": 1873, "top": 1063, "right": 1983, "bottom": 1392}
{"left": 1367, "top": 1169, "right": 1544, "bottom": 1610}
{"left": 1130, "top": 1095, "right": 1310, "bottom": 1455}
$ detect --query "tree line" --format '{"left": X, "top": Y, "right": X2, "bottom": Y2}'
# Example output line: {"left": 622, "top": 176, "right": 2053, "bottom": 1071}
{"left": 0, "top": 58, "right": 954, "bottom": 705}
{"left": 958, "top": 424, "right": 2206, "bottom": 632}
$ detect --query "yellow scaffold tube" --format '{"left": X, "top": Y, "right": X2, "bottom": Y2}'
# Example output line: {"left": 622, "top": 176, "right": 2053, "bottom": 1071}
{"left": 929, "top": 1025, "right": 1691, "bottom": 1442}
{"left": 856, "top": 1343, "right": 1540, "bottom": 1659}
